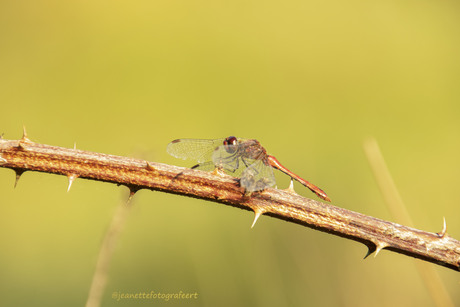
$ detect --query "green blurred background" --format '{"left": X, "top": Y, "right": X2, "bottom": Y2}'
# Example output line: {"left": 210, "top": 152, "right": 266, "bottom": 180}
{"left": 1, "top": 0, "right": 459, "bottom": 306}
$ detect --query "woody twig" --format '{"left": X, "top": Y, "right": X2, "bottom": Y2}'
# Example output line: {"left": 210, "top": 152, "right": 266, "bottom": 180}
{"left": 1, "top": 130, "right": 459, "bottom": 271}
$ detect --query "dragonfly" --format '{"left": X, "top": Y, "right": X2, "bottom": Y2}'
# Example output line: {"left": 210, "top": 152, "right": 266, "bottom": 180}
{"left": 167, "top": 136, "right": 330, "bottom": 202}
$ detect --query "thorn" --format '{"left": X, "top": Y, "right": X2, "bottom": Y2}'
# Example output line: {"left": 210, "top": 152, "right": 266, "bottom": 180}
{"left": 374, "top": 242, "right": 388, "bottom": 257}
{"left": 438, "top": 217, "right": 447, "bottom": 238}
{"left": 21, "top": 125, "right": 31, "bottom": 142}
{"left": 363, "top": 245, "right": 376, "bottom": 259}
{"left": 0, "top": 155, "right": 7, "bottom": 165}
{"left": 73, "top": 142, "right": 77, "bottom": 150}
{"left": 251, "top": 208, "right": 264, "bottom": 228}
{"left": 14, "top": 169, "right": 25, "bottom": 188}
{"left": 126, "top": 187, "right": 138, "bottom": 204}
{"left": 17, "top": 126, "right": 31, "bottom": 150}
{"left": 284, "top": 178, "right": 296, "bottom": 194}
{"left": 146, "top": 161, "right": 155, "bottom": 171}
{"left": 17, "top": 141, "right": 28, "bottom": 150}
{"left": 67, "top": 174, "right": 78, "bottom": 192}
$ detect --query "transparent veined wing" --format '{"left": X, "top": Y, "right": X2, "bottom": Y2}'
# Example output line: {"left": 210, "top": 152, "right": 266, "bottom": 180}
{"left": 211, "top": 143, "right": 241, "bottom": 173}
{"left": 240, "top": 159, "right": 276, "bottom": 192}
{"left": 167, "top": 138, "right": 226, "bottom": 163}
{"left": 191, "top": 161, "right": 216, "bottom": 172}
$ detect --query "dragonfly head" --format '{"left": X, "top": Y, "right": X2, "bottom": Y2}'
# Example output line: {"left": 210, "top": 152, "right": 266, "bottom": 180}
{"left": 223, "top": 136, "right": 238, "bottom": 153}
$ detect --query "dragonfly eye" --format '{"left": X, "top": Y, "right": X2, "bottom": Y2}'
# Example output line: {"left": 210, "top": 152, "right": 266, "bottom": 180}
{"left": 223, "top": 136, "right": 238, "bottom": 153}
{"left": 224, "top": 136, "right": 238, "bottom": 146}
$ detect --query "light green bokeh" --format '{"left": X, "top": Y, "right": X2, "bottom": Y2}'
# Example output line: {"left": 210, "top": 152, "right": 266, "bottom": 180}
{"left": 1, "top": 1, "right": 459, "bottom": 306}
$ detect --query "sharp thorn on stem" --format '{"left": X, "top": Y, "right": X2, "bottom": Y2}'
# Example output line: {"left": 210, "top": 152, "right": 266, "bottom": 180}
{"left": 126, "top": 187, "right": 138, "bottom": 204}
{"left": 73, "top": 142, "right": 77, "bottom": 150}
{"left": 17, "top": 141, "right": 27, "bottom": 150}
{"left": 17, "top": 126, "right": 31, "bottom": 150}
{"left": 363, "top": 243, "right": 376, "bottom": 259}
{"left": 251, "top": 208, "right": 264, "bottom": 229}
{"left": 363, "top": 249, "right": 373, "bottom": 260}
{"left": 374, "top": 242, "right": 388, "bottom": 258}
{"left": 146, "top": 161, "right": 156, "bottom": 171}
{"left": 21, "top": 125, "right": 31, "bottom": 142}
{"left": 67, "top": 174, "right": 78, "bottom": 192}
{"left": 14, "top": 169, "right": 25, "bottom": 188}
{"left": 438, "top": 217, "right": 447, "bottom": 238}
{"left": 284, "top": 178, "right": 296, "bottom": 194}
{"left": 0, "top": 155, "right": 7, "bottom": 165}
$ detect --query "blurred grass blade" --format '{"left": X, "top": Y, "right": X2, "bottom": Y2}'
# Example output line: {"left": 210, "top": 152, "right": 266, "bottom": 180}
{"left": 85, "top": 191, "right": 134, "bottom": 307}
{"left": 363, "top": 137, "right": 454, "bottom": 307}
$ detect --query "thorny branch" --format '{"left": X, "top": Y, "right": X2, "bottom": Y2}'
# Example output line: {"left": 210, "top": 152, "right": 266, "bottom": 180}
{"left": 1, "top": 133, "right": 459, "bottom": 271}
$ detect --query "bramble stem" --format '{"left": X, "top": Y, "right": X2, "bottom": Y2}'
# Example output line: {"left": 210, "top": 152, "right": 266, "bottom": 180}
{"left": 1, "top": 136, "right": 459, "bottom": 271}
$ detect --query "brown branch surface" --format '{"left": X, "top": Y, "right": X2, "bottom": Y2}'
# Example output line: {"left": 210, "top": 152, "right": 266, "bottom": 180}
{"left": 1, "top": 135, "right": 459, "bottom": 271}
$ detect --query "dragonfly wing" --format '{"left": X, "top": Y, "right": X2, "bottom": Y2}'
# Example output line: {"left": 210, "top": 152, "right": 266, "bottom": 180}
{"left": 191, "top": 161, "right": 216, "bottom": 171}
{"left": 167, "top": 138, "right": 225, "bottom": 163}
{"left": 240, "top": 159, "right": 276, "bottom": 192}
{"left": 211, "top": 144, "right": 241, "bottom": 174}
